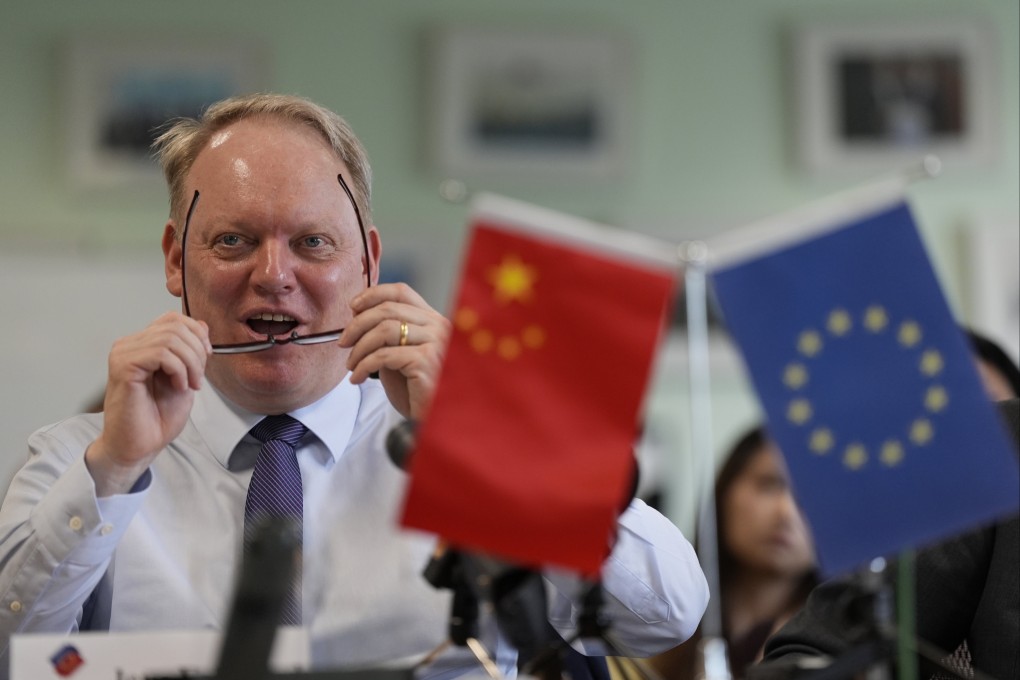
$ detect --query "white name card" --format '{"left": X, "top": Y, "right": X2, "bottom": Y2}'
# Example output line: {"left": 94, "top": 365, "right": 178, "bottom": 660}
{"left": 10, "top": 626, "right": 309, "bottom": 680}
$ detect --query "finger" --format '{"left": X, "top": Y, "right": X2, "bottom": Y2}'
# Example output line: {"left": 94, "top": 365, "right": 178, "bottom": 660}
{"left": 344, "top": 315, "right": 448, "bottom": 372}
{"left": 348, "top": 341, "right": 445, "bottom": 387}
{"left": 148, "top": 324, "right": 212, "bottom": 383}
{"left": 121, "top": 338, "right": 199, "bottom": 393}
{"left": 341, "top": 281, "right": 437, "bottom": 345}
{"left": 152, "top": 312, "right": 213, "bottom": 355}
{"left": 339, "top": 301, "right": 442, "bottom": 348}
{"left": 345, "top": 318, "right": 408, "bottom": 371}
{"left": 349, "top": 282, "right": 428, "bottom": 313}
{"left": 179, "top": 316, "right": 213, "bottom": 355}
{"left": 164, "top": 331, "right": 210, "bottom": 390}
{"left": 154, "top": 346, "right": 192, "bottom": 392}
{"left": 111, "top": 324, "right": 210, "bottom": 392}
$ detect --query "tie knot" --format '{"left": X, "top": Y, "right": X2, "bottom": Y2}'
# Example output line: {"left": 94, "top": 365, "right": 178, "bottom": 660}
{"left": 251, "top": 415, "right": 307, "bottom": 447}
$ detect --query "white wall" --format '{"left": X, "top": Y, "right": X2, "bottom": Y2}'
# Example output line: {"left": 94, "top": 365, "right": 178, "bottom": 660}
{"left": 0, "top": 248, "right": 175, "bottom": 491}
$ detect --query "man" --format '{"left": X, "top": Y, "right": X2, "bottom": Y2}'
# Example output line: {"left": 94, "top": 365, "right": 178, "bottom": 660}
{"left": 0, "top": 94, "right": 708, "bottom": 677}
{"left": 753, "top": 397, "right": 1019, "bottom": 679}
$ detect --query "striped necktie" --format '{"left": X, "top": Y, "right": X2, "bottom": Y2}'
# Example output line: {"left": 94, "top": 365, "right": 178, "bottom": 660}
{"left": 244, "top": 414, "right": 307, "bottom": 625}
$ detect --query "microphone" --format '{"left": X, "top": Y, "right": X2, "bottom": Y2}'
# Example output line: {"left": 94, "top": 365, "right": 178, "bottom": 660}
{"left": 213, "top": 515, "right": 300, "bottom": 680}
{"left": 385, "top": 419, "right": 418, "bottom": 471}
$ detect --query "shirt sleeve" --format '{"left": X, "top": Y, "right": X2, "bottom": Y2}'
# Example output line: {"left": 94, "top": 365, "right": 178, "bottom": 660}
{"left": 543, "top": 498, "right": 709, "bottom": 657}
{"left": 0, "top": 422, "right": 147, "bottom": 663}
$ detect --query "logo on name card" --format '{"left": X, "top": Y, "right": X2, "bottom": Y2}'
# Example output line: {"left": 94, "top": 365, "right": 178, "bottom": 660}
{"left": 49, "top": 644, "right": 85, "bottom": 677}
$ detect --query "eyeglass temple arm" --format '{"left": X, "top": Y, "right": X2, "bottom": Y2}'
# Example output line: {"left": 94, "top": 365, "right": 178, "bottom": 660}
{"left": 181, "top": 190, "right": 202, "bottom": 318}
{"left": 336, "top": 173, "right": 371, "bottom": 287}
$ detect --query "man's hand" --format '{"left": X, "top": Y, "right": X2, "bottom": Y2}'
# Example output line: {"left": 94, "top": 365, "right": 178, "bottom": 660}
{"left": 85, "top": 312, "right": 212, "bottom": 497}
{"left": 340, "top": 283, "right": 450, "bottom": 420}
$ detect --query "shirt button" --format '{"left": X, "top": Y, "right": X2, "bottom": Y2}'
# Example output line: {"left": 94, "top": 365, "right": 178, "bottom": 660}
{"left": 9, "top": 601, "right": 22, "bottom": 613}
{"left": 100, "top": 524, "right": 114, "bottom": 536}
{"left": 68, "top": 516, "right": 84, "bottom": 532}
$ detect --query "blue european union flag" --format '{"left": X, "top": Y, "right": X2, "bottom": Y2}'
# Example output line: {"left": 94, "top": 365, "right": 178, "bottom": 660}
{"left": 709, "top": 192, "right": 1019, "bottom": 575}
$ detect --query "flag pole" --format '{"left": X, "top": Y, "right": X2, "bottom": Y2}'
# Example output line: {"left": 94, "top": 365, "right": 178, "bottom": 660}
{"left": 681, "top": 240, "right": 732, "bottom": 680}
{"left": 853, "top": 153, "right": 939, "bottom": 680}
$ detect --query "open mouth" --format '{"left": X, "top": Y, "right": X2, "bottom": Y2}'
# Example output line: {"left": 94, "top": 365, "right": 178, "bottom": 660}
{"left": 247, "top": 312, "right": 299, "bottom": 338}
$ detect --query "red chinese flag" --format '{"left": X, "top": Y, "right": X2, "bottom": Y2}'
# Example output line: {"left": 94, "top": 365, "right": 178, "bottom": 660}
{"left": 400, "top": 194, "right": 677, "bottom": 575}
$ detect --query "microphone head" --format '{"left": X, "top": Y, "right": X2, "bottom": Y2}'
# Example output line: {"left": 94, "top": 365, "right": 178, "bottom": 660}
{"left": 386, "top": 420, "right": 418, "bottom": 471}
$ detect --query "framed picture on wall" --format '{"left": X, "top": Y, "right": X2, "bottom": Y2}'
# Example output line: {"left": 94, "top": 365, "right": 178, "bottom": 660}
{"left": 64, "top": 37, "right": 268, "bottom": 188}
{"left": 791, "top": 19, "right": 999, "bottom": 176}
{"left": 426, "top": 26, "right": 632, "bottom": 181}
{"left": 964, "top": 221, "right": 1020, "bottom": 365}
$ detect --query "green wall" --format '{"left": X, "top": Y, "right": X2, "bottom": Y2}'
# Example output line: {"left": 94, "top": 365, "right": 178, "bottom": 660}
{"left": 3, "top": 2, "right": 1017, "bottom": 287}
{"left": 2, "top": 0, "right": 1017, "bottom": 528}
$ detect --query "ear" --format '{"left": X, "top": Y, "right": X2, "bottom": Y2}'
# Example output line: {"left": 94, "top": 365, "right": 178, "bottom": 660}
{"left": 163, "top": 221, "right": 183, "bottom": 298}
{"left": 366, "top": 225, "right": 382, "bottom": 286}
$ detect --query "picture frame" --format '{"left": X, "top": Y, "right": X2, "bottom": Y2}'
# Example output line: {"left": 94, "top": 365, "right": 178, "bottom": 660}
{"left": 963, "top": 221, "right": 1020, "bottom": 365}
{"left": 790, "top": 19, "right": 999, "bottom": 176}
{"left": 64, "top": 37, "right": 268, "bottom": 188}
{"left": 426, "top": 26, "right": 632, "bottom": 180}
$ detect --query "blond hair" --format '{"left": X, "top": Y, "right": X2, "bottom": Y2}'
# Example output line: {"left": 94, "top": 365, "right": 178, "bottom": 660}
{"left": 152, "top": 93, "right": 372, "bottom": 232}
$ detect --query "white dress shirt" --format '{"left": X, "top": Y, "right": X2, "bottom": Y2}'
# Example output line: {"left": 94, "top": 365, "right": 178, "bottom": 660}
{"left": 0, "top": 375, "right": 708, "bottom": 678}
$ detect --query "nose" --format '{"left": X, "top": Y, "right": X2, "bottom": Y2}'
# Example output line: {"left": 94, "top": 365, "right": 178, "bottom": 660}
{"left": 776, "top": 491, "right": 802, "bottom": 526}
{"left": 250, "top": 239, "right": 296, "bottom": 294}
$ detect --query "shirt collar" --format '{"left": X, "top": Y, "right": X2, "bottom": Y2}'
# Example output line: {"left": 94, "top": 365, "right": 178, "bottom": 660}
{"left": 190, "top": 374, "right": 363, "bottom": 469}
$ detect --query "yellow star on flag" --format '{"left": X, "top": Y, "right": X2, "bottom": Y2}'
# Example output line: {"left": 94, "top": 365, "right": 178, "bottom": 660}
{"left": 809, "top": 428, "right": 834, "bottom": 454}
{"left": 797, "top": 331, "right": 823, "bottom": 357}
{"left": 488, "top": 255, "right": 538, "bottom": 304}
{"left": 910, "top": 418, "right": 934, "bottom": 445}
{"left": 843, "top": 444, "right": 868, "bottom": 470}
{"left": 784, "top": 363, "right": 809, "bottom": 390}
{"left": 925, "top": 386, "right": 949, "bottom": 412}
{"left": 880, "top": 440, "right": 905, "bottom": 467}
{"left": 455, "top": 307, "right": 479, "bottom": 331}
{"left": 787, "top": 398, "right": 813, "bottom": 425}
{"left": 863, "top": 305, "right": 888, "bottom": 332}
{"left": 827, "top": 309, "right": 852, "bottom": 336}
{"left": 898, "top": 320, "right": 922, "bottom": 347}
{"left": 920, "top": 349, "right": 944, "bottom": 377}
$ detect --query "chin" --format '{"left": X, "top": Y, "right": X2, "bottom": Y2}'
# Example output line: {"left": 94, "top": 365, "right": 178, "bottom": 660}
{"left": 210, "top": 353, "right": 343, "bottom": 412}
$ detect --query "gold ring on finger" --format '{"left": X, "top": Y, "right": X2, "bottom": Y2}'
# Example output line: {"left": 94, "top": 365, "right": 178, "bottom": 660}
{"left": 399, "top": 321, "right": 409, "bottom": 346}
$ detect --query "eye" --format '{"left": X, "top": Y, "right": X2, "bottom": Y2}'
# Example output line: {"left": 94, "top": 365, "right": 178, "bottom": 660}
{"left": 302, "top": 235, "right": 325, "bottom": 248}
{"left": 754, "top": 475, "right": 786, "bottom": 494}
{"left": 216, "top": 234, "right": 243, "bottom": 247}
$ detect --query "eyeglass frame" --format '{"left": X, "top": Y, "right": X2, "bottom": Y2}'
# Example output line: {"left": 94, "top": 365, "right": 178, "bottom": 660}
{"left": 179, "top": 173, "right": 372, "bottom": 354}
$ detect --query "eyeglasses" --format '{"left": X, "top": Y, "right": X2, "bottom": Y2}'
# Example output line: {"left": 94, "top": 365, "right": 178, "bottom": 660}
{"left": 180, "top": 173, "right": 371, "bottom": 355}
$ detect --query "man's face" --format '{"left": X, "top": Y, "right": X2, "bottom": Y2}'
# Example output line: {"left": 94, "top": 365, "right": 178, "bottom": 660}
{"left": 163, "top": 118, "right": 379, "bottom": 414}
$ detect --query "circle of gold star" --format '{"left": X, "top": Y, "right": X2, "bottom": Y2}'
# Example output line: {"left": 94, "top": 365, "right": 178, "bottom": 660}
{"left": 781, "top": 307, "right": 950, "bottom": 471}
{"left": 454, "top": 255, "right": 548, "bottom": 361}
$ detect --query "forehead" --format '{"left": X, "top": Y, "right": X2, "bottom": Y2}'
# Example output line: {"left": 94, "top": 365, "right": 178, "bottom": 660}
{"left": 190, "top": 118, "right": 344, "bottom": 187}
{"left": 737, "top": 444, "right": 786, "bottom": 481}
{"left": 185, "top": 118, "right": 353, "bottom": 224}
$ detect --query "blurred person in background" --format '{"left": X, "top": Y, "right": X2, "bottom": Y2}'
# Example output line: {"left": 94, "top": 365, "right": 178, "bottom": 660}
{"left": 755, "top": 396, "right": 1019, "bottom": 680}
{"left": 649, "top": 425, "right": 819, "bottom": 679}
{"left": 966, "top": 327, "right": 1020, "bottom": 402}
